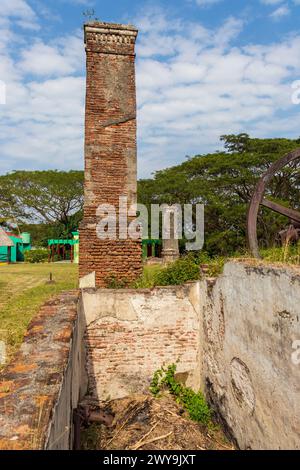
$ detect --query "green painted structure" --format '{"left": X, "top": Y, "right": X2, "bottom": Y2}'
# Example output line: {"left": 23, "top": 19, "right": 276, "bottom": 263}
{"left": 0, "top": 232, "right": 31, "bottom": 263}
{"left": 142, "top": 239, "right": 162, "bottom": 260}
{"left": 47, "top": 234, "right": 159, "bottom": 263}
{"left": 48, "top": 231, "right": 79, "bottom": 263}
{"left": 72, "top": 232, "right": 79, "bottom": 264}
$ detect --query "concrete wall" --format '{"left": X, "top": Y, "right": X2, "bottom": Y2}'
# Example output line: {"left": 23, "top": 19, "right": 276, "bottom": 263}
{"left": 82, "top": 284, "right": 201, "bottom": 402}
{"left": 200, "top": 261, "right": 300, "bottom": 450}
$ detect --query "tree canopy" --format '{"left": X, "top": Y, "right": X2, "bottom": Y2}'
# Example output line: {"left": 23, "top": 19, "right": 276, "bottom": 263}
{"left": 0, "top": 170, "right": 84, "bottom": 243}
{"left": 1, "top": 135, "right": 299, "bottom": 254}
{"left": 138, "top": 134, "right": 300, "bottom": 255}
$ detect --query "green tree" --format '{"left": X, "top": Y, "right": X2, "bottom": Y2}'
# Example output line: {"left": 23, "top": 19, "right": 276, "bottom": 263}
{"left": 138, "top": 134, "right": 300, "bottom": 255}
{"left": 0, "top": 170, "right": 84, "bottom": 241}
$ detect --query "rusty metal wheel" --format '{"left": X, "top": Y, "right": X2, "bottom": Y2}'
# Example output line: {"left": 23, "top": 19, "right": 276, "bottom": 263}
{"left": 247, "top": 148, "right": 300, "bottom": 258}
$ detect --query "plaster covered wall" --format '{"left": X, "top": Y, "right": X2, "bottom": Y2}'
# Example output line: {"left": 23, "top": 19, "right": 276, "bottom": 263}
{"left": 200, "top": 261, "right": 300, "bottom": 450}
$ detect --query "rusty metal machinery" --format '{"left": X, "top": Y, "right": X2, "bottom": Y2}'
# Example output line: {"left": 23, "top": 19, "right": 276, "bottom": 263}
{"left": 247, "top": 148, "right": 300, "bottom": 258}
{"left": 73, "top": 405, "right": 114, "bottom": 450}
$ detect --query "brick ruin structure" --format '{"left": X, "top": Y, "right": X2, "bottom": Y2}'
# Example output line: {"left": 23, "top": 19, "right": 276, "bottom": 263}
{"left": 79, "top": 22, "right": 142, "bottom": 288}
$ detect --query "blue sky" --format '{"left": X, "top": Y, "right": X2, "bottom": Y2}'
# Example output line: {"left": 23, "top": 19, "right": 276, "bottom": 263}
{"left": 1, "top": 0, "right": 300, "bottom": 178}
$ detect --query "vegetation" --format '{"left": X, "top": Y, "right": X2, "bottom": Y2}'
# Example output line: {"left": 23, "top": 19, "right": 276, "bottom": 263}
{"left": 134, "top": 253, "right": 227, "bottom": 288}
{"left": 150, "top": 364, "right": 212, "bottom": 426}
{"left": 132, "top": 264, "right": 163, "bottom": 288}
{"left": 105, "top": 275, "right": 130, "bottom": 289}
{"left": 0, "top": 263, "right": 78, "bottom": 367}
{"left": 260, "top": 245, "right": 300, "bottom": 265}
{"left": 139, "top": 134, "right": 300, "bottom": 255}
{"left": 1, "top": 135, "right": 299, "bottom": 255}
{"left": 153, "top": 255, "right": 199, "bottom": 286}
{"left": 24, "top": 248, "right": 48, "bottom": 264}
{"left": 133, "top": 242, "right": 299, "bottom": 289}
{"left": 0, "top": 170, "right": 83, "bottom": 245}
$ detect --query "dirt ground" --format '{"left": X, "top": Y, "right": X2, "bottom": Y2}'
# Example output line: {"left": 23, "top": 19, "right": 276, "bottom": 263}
{"left": 81, "top": 393, "right": 235, "bottom": 451}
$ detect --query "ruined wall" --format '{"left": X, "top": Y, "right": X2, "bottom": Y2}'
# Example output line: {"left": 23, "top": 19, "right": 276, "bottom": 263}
{"left": 80, "top": 23, "right": 142, "bottom": 288}
{"left": 0, "top": 291, "right": 87, "bottom": 450}
{"left": 200, "top": 261, "right": 300, "bottom": 450}
{"left": 0, "top": 262, "right": 299, "bottom": 450}
{"left": 82, "top": 284, "right": 202, "bottom": 402}
{"left": 82, "top": 261, "right": 300, "bottom": 450}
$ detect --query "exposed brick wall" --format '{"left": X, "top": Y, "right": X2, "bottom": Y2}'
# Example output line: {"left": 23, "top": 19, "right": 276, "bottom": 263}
{"left": 82, "top": 285, "right": 201, "bottom": 402}
{"left": 0, "top": 291, "right": 87, "bottom": 450}
{"left": 80, "top": 23, "right": 142, "bottom": 288}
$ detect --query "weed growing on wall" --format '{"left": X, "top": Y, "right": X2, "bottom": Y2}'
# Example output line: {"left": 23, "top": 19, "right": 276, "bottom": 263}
{"left": 105, "top": 275, "right": 129, "bottom": 289}
{"left": 260, "top": 244, "right": 300, "bottom": 265}
{"left": 150, "top": 364, "right": 212, "bottom": 426}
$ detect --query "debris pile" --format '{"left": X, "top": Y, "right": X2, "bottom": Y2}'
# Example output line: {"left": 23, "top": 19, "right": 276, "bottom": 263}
{"left": 81, "top": 394, "right": 234, "bottom": 451}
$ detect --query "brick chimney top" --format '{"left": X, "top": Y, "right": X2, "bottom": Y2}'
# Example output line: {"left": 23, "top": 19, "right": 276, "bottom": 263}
{"left": 84, "top": 22, "right": 138, "bottom": 45}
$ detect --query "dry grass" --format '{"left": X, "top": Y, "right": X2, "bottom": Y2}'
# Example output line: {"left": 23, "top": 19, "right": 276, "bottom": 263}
{"left": 81, "top": 393, "right": 235, "bottom": 451}
{"left": 232, "top": 256, "right": 300, "bottom": 273}
{"left": 0, "top": 262, "right": 78, "bottom": 367}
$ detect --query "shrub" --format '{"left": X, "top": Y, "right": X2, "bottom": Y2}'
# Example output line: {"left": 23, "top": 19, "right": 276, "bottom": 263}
{"left": 205, "top": 256, "right": 227, "bottom": 277}
{"left": 190, "top": 251, "right": 227, "bottom": 277}
{"left": 132, "top": 265, "right": 162, "bottom": 289}
{"left": 105, "top": 275, "right": 129, "bottom": 289}
{"left": 150, "top": 364, "right": 212, "bottom": 426}
{"left": 24, "top": 249, "right": 48, "bottom": 264}
{"left": 154, "top": 255, "right": 200, "bottom": 286}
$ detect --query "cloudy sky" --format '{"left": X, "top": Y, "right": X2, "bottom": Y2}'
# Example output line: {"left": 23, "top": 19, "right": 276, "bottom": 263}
{"left": 0, "top": 0, "right": 300, "bottom": 178}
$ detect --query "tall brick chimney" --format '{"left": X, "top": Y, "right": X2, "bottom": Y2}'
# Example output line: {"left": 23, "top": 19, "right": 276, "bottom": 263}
{"left": 80, "top": 22, "right": 142, "bottom": 288}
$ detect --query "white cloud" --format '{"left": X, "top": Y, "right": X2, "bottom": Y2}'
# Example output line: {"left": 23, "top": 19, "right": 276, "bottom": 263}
{"left": 270, "top": 4, "right": 290, "bottom": 19}
{"left": 261, "top": 0, "right": 283, "bottom": 4}
{"left": 0, "top": 76, "right": 85, "bottom": 172}
{"left": 134, "top": 9, "right": 300, "bottom": 176}
{"left": 0, "top": 2, "right": 85, "bottom": 174}
{"left": 1, "top": 3, "right": 300, "bottom": 178}
{"left": 62, "top": 0, "right": 94, "bottom": 4}
{"left": 195, "top": 0, "right": 223, "bottom": 6}
{"left": 1, "top": 0, "right": 39, "bottom": 30}
{"left": 18, "top": 33, "right": 84, "bottom": 77}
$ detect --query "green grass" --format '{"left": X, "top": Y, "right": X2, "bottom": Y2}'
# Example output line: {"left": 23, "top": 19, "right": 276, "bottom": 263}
{"left": 0, "top": 263, "right": 78, "bottom": 366}
{"left": 132, "top": 264, "right": 163, "bottom": 288}
{"left": 260, "top": 245, "right": 300, "bottom": 265}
